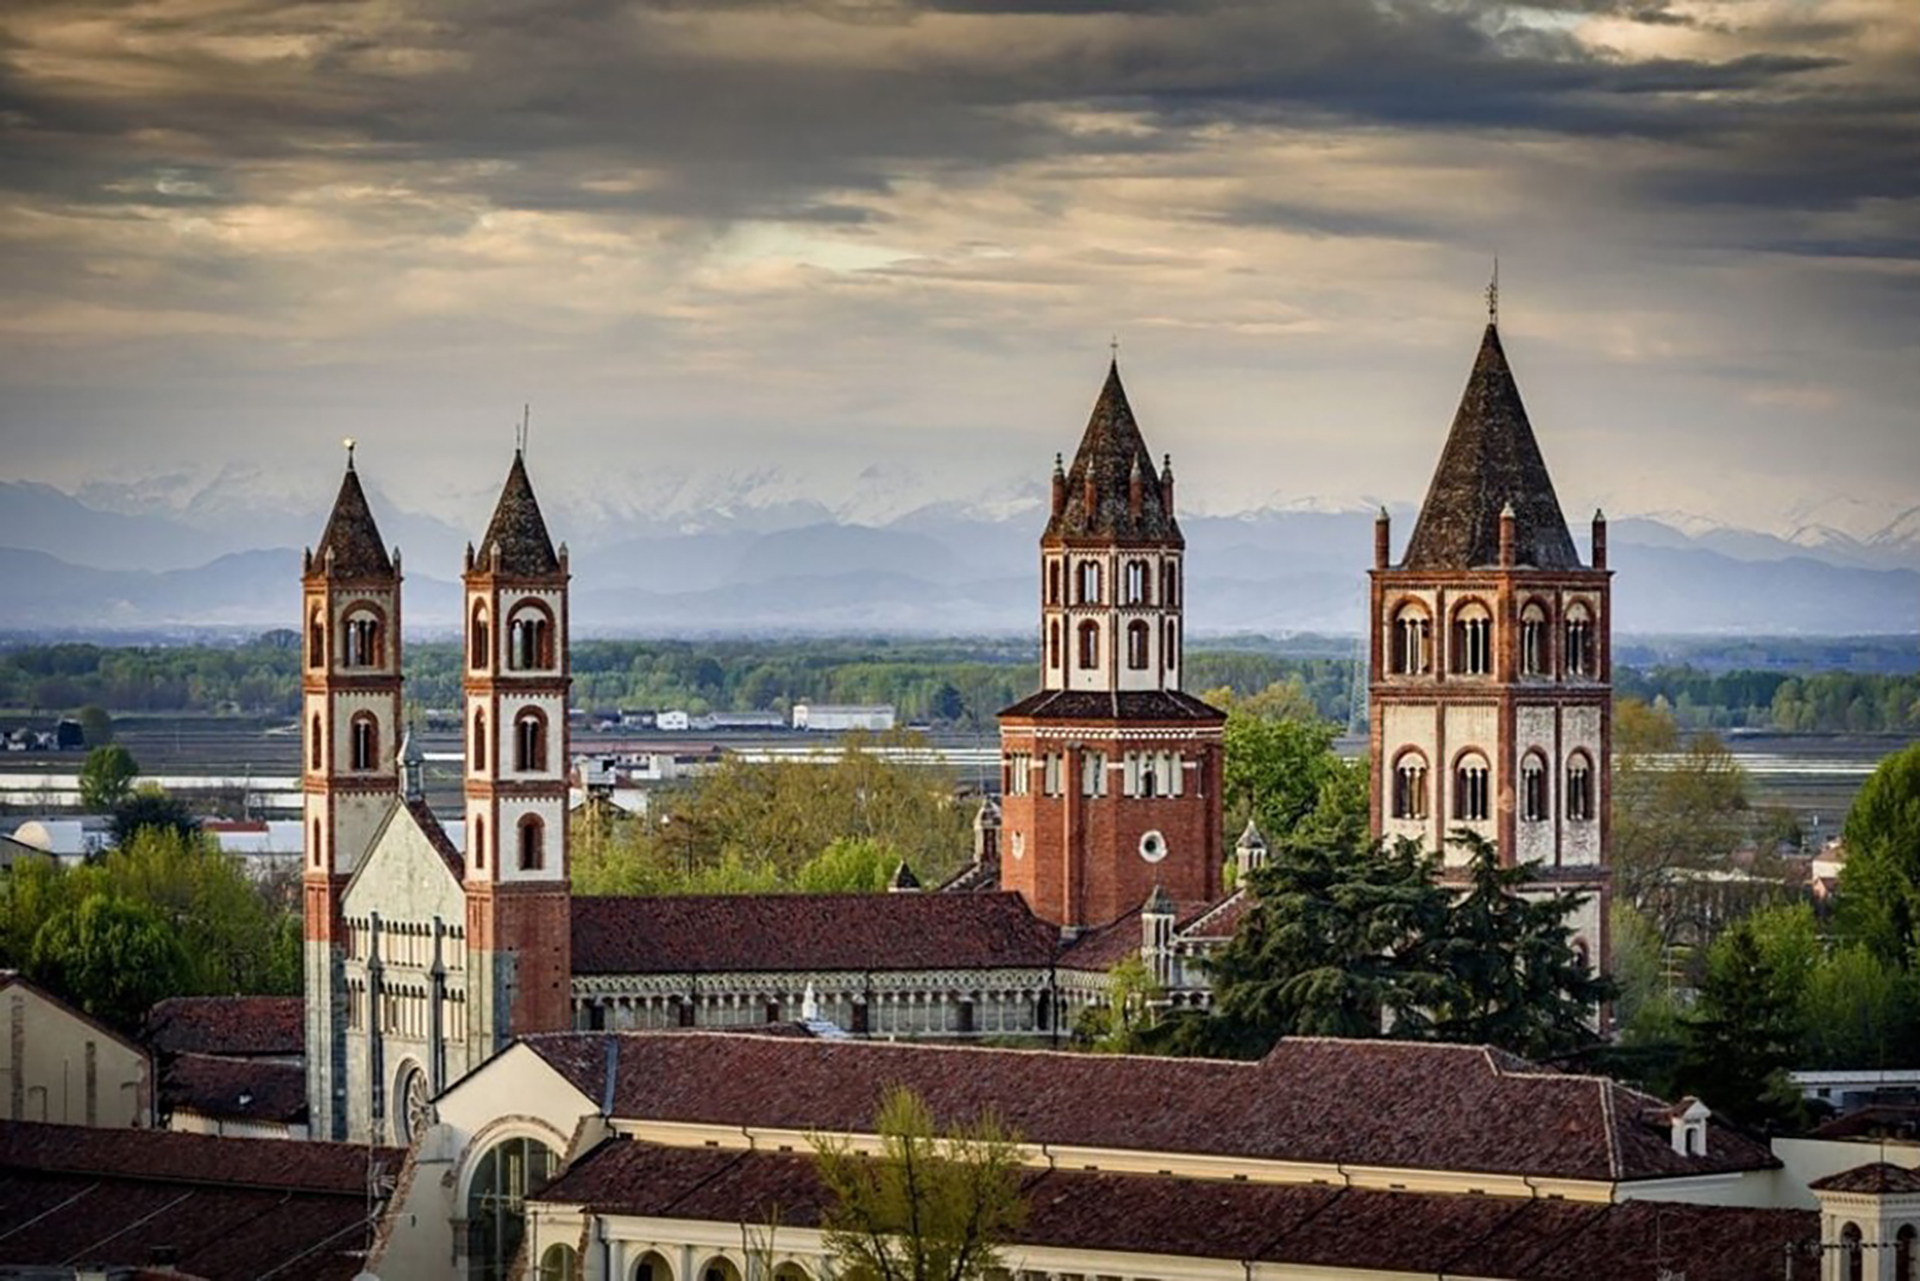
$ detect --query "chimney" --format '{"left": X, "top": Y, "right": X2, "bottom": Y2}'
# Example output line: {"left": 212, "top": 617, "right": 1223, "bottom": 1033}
{"left": 1374, "top": 507, "right": 1391, "bottom": 570}
{"left": 1160, "top": 453, "right": 1175, "bottom": 512}
{"left": 1050, "top": 454, "right": 1066, "bottom": 517}
{"left": 1498, "top": 501, "right": 1517, "bottom": 568}
{"left": 1129, "top": 456, "right": 1143, "bottom": 522}
{"left": 1591, "top": 508, "right": 1608, "bottom": 570}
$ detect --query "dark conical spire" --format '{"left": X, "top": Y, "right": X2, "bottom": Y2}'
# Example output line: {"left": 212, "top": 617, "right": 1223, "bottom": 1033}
{"left": 1400, "top": 324, "right": 1580, "bottom": 570}
{"left": 312, "top": 460, "right": 394, "bottom": 579}
{"left": 474, "top": 450, "right": 561, "bottom": 577}
{"left": 1045, "top": 359, "right": 1180, "bottom": 543}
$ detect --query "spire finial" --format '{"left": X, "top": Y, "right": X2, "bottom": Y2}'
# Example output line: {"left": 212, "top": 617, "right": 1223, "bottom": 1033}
{"left": 343, "top": 437, "right": 356, "bottom": 470}
{"left": 516, "top": 404, "right": 530, "bottom": 456}
{"left": 1486, "top": 257, "right": 1499, "bottom": 325}
{"left": 1109, "top": 333, "right": 1119, "bottom": 363}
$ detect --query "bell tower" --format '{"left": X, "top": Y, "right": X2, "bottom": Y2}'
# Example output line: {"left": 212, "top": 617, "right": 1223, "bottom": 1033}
{"left": 463, "top": 450, "right": 573, "bottom": 1054}
{"left": 302, "top": 447, "right": 402, "bottom": 1142}
{"left": 1368, "top": 310, "right": 1612, "bottom": 975}
{"left": 998, "top": 360, "right": 1226, "bottom": 932}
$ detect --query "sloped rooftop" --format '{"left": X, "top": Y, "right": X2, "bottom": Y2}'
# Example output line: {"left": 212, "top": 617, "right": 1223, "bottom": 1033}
{"left": 1044, "top": 361, "right": 1181, "bottom": 545}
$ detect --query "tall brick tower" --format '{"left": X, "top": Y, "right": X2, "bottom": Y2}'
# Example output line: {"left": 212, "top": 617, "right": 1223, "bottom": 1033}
{"left": 462, "top": 450, "right": 574, "bottom": 1054}
{"left": 999, "top": 360, "right": 1226, "bottom": 932}
{"left": 302, "top": 451, "right": 403, "bottom": 1142}
{"left": 1368, "top": 312, "right": 1612, "bottom": 973}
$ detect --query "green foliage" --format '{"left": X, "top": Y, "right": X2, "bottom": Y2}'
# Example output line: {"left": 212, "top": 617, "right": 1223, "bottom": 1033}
{"left": 571, "top": 735, "right": 966, "bottom": 895}
{"left": 1797, "top": 945, "right": 1918, "bottom": 1070}
{"left": 1075, "top": 955, "right": 1166, "bottom": 1054}
{"left": 1617, "top": 665, "right": 1920, "bottom": 733}
{"left": 1205, "top": 682, "right": 1366, "bottom": 850}
{"left": 1611, "top": 699, "right": 1749, "bottom": 926}
{"left": 110, "top": 785, "right": 199, "bottom": 848}
{"left": 1674, "top": 922, "right": 1805, "bottom": 1133}
{"left": 1426, "top": 831, "right": 1615, "bottom": 1060}
{"left": 27, "top": 893, "right": 188, "bottom": 1029}
{"left": 1837, "top": 742, "right": 1920, "bottom": 969}
{"left": 78, "top": 743, "right": 139, "bottom": 810}
{"left": 0, "top": 828, "right": 299, "bottom": 1020}
{"left": 814, "top": 1086, "right": 1028, "bottom": 1281}
{"left": 75, "top": 704, "right": 114, "bottom": 746}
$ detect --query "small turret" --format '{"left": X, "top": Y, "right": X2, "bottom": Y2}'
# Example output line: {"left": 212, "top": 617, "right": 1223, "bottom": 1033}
{"left": 1050, "top": 454, "right": 1066, "bottom": 518}
{"left": 1374, "top": 506, "right": 1391, "bottom": 571}
{"left": 1498, "top": 500, "right": 1517, "bottom": 568}
{"left": 1160, "top": 454, "right": 1174, "bottom": 513}
{"left": 401, "top": 724, "right": 425, "bottom": 803}
{"left": 1592, "top": 508, "right": 1608, "bottom": 571}
{"left": 1235, "top": 817, "right": 1268, "bottom": 883}
{"left": 888, "top": 861, "right": 922, "bottom": 893}
{"left": 973, "top": 795, "right": 1001, "bottom": 866}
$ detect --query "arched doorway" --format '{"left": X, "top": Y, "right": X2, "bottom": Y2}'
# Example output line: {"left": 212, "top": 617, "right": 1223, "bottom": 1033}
{"left": 465, "top": 1135, "right": 559, "bottom": 1280}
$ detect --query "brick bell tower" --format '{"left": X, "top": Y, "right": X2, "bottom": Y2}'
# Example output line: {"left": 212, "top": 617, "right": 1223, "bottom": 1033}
{"left": 302, "top": 447, "right": 403, "bottom": 1142}
{"left": 1368, "top": 304, "right": 1612, "bottom": 976}
{"left": 998, "top": 359, "right": 1226, "bottom": 932}
{"left": 463, "top": 450, "right": 574, "bottom": 1054}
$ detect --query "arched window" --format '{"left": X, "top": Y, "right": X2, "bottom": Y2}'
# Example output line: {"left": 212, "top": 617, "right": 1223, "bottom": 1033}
{"left": 342, "top": 607, "right": 384, "bottom": 669}
{"left": 1390, "top": 603, "right": 1432, "bottom": 675}
{"left": 311, "top": 818, "right": 323, "bottom": 869}
{"left": 465, "top": 1136, "right": 558, "bottom": 1281}
{"left": 1842, "top": 1223, "right": 1864, "bottom": 1281}
{"left": 1520, "top": 601, "right": 1548, "bottom": 676}
{"left": 308, "top": 609, "right": 325, "bottom": 668}
{"left": 1392, "top": 752, "right": 1428, "bottom": 820}
{"left": 1076, "top": 560, "right": 1102, "bottom": 605}
{"left": 1126, "top": 620, "right": 1150, "bottom": 670}
{"left": 1161, "top": 559, "right": 1179, "bottom": 607}
{"left": 473, "top": 816, "right": 486, "bottom": 871}
{"left": 1077, "top": 620, "right": 1100, "bottom": 671}
{"left": 1164, "top": 617, "right": 1177, "bottom": 672}
{"left": 1454, "top": 752, "right": 1490, "bottom": 822}
{"left": 514, "top": 710, "right": 547, "bottom": 773}
{"left": 698, "top": 1259, "right": 742, "bottom": 1281}
{"left": 772, "top": 1264, "right": 810, "bottom": 1281}
{"left": 1896, "top": 1223, "right": 1915, "bottom": 1281}
{"left": 1125, "top": 559, "right": 1150, "bottom": 605}
{"left": 508, "top": 605, "right": 555, "bottom": 671}
{"left": 518, "top": 815, "right": 544, "bottom": 871}
{"left": 473, "top": 710, "right": 488, "bottom": 772}
{"left": 1047, "top": 621, "right": 1060, "bottom": 670}
{"left": 1520, "top": 751, "right": 1548, "bottom": 822}
{"left": 470, "top": 602, "right": 491, "bottom": 669}
{"left": 1451, "top": 601, "right": 1492, "bottom": 676}
{"left": 539, "top": 1244, "right": 580, "bottom": 1281}
{"left": 1046, "top": 559, "right": 1062, "bottom": 607}
{"left": 310, "top": 714, "right": 323, "bottom": 770}
{"left": 350, "top": 714, "right": 378, "bottom": 772}
{"left": 1565, "top": 602, "right": 1594, "bottom": 678}
{"left": 632, "top": 1251, "right": 673, "bottom": 1281}
{"left": 1566, "top": 752, "right": 1594, "bottom": 822}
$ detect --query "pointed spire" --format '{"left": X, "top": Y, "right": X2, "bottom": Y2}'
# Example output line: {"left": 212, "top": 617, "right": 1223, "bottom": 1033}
{"left": 1143, "top": 883, "right": 1174, "bottom": 915}
{"left": 888, "top": 860, "right": 921, "bottom": 892}
{"left": 312, "top": 458, "right": 394, "bottom": 580}
{"left": 1046, "top": 359, "right": 1180, "bottom": 544}
{"left": 401, "top": 723, "right": 425, "bottom": 803}
{"left": 473, "top": 450, "right": 561, "bottom": 577}
{"left": 1399, "top": 325, "right": 1579, "bottom": 571}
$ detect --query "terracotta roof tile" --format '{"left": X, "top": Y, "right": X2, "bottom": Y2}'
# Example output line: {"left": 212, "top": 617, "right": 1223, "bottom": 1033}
{"left": 311, "top": 464, "right": 394, "bottom": 580}
{"left": 474, "top": 450, "right": 561, "bottom": 577}
{"left": 1516, "top": 1200, "right": 1819, "bottom": 1281}
{"left": 1808, "top": 1161, "right": 1920, "bottom": 1194}
{"left": 1400, "top": 324, "right": 1582, "bottom": 571}
{"left": 161, "top": 1053, "right": 308, "bottom": 1126}
{"left": 144, "top": 996, "right": 304, "bottom": 1058}
{"left": 1045, "top": 362, "right": 1180, "bottom": 545}
{"left": 569, "top": 891, "right": 1061, "bottom": 975}
{"left": 520, "top": 1032, "right": 1777, "bottom": 1184}
{"left": 997, "top": 689, "right": 1224, "bottom": 722}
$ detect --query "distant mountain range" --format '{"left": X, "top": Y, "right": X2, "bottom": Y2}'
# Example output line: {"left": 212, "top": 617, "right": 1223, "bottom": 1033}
{"left": 2, "top": 475, "right": 1916, "bottom": 637}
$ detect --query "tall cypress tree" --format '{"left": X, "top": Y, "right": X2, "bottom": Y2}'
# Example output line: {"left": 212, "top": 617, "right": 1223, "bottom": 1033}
{"left": 1675, "top": 922, "right": 1805, "bottom": 1133}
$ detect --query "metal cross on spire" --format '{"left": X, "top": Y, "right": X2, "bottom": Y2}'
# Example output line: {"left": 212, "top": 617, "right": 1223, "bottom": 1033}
{"left": 1110, "top": 333, "right": 1119, "bottom": 361}
{"left": 343, "top": 437, "right": 357, "bottom": 469}
{"left": 515, "top": 404, "right": 531, "bottom": 455}
{"left": 1486, "top": 257, "right": 1500, "bottom": 325}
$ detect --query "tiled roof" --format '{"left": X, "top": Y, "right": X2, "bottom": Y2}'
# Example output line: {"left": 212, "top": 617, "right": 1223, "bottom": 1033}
{"left": 569, "top": 891, "right": 1061, "bottom": 975}
{"left": 406, "top": 797, "right": 466, "bottom": 879}
{"left": 474, "top": 450, "right": 561, "bottom": 577}
{"left": 1399, "top": 324, "right": 1583, "bottom": 571}
{"left": 520, "top": 1032, "right": 1776, "bottom": 1184}
{"left": 144, "top": 996, "right": 304, "bottom": 1058}
{"left": 534, "top": 1139, "right": 1815, "bottom": 1281}
{"left": 998, "top": 688, "right": 1225, "bottom": 723}
{"left": 312, "top": 463, "right": 394, "bottom": 579}
{"left": 0, "top": 1122, "right": 399, "bottom": 1281}
{"left": 1044, "top": 361, "right": 1180, "bottom": 545}
{"left": 1809, "top": 1161, "right": 1920, "bottom": 1194}
{"left": 161, "top": 1053, "right": 308, "bottom": 1126}
{"left": 1059, "top": 896, "right": 1225, "bottom": 972}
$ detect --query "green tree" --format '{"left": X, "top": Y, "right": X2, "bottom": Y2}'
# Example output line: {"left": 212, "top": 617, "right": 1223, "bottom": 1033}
{"left": 797, "top": 838, "right": 902, "bottom": 893}
{"left": 1204, "top": 683, "right": 1360, "bottom": 852}
{"left": 1076, "top": 955, "right": 1165, "bottom": 1053}
{"left": 814, "top": 1086, "right": 1028, "bottom": 1281}
{"left": 1199, "top": 831, "right": 1451, "bottom": 1054}
{"left": 110, "top": 785, "right": 198, "bottom": 848}
{"left": 1836, "top": 742, "right": 1920, "bottom": 970}
{"left": 27, "top": 893, "right": 188, "bottom": 1029}
{"left": 77, "top": 744, "right": 139, "bottom": 811}
{"left": 1611, "top": 699, "right": 1748, "bottom": 934}
{"left": 1674, "top": 922, "right": 1803, "bottom": 1133}
{"left": 75, "top": 704, "right": 114, "bottom": 747}
{"left": 1426, "top": 831, "right": 1614, "bottom": 1060}
{"left": 1799, "top": 945, "right": 1919, "bottom": 1071}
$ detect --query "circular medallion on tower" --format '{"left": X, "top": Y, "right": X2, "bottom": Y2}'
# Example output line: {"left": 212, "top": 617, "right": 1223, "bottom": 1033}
{"left": 1139, "top": 829, "right": 1168, "bottom": 863}
{"left": 1009, "top": 830, "right": 1025, "bottom": 860}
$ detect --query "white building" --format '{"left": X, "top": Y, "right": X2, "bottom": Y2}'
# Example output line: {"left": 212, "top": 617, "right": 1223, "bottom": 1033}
{"left": 792, "top": 703, "right": 896, "bottom": 732}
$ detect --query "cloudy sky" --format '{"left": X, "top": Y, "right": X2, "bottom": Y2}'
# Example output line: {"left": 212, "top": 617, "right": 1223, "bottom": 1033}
{"left": 2, "top": 0, "right": 1915, "bottom": 533}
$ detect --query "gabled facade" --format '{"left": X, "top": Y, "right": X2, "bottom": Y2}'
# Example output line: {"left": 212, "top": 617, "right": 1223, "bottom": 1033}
{"left": 999, "top": 362, "right": 1226, "bottom": 931}
{"left": 300, "top": 456, "right": 403, "bottom": 1141}
{"left": 1368, "top": 320, "right": 1611, "bottom": 972}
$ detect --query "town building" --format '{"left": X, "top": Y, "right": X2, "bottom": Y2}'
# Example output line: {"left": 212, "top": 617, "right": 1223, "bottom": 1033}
{"left": 144, "top": 995, "right": 307, "bottom": 1140}
{"left": 791, "top": 703, "right": 896, "bottom": 732}
{"left": 0, "top": 970, "right": 150, "bottom": 1129}
{"left": 1368, "top": 308, "right": 1611, "bottom": 972}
